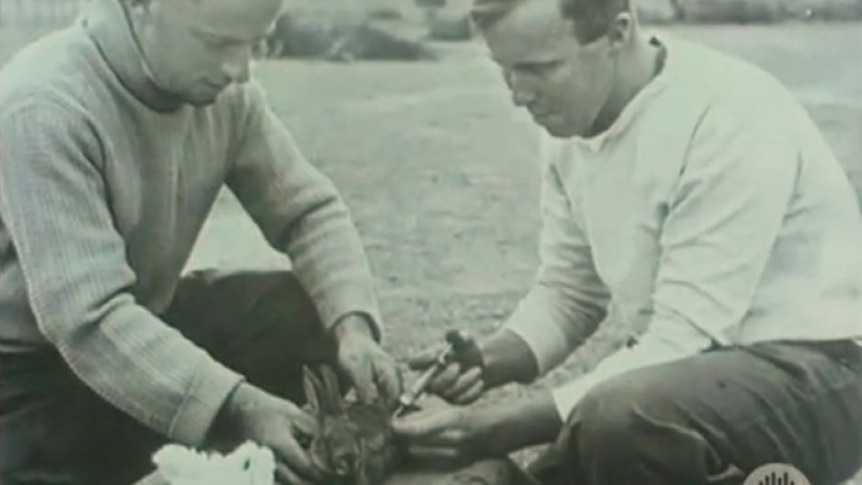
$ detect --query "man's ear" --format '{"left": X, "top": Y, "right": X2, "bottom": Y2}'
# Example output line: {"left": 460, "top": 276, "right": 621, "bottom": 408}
{"left": 125, "top": 0, "right": 156, "bottom": 20}
{"left": 126, "top": 0, "right": 152, "bottom": 10}
{"left": 607, "top": 11, "right": 633, "bottom": 52}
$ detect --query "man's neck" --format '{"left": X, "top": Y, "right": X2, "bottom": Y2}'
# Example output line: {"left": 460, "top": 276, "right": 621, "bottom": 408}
{"left": 82, "top": 0, "right": 186, "bottom": 113}
{"left": 588, "top": 32, "right": 666, "bottom": 137}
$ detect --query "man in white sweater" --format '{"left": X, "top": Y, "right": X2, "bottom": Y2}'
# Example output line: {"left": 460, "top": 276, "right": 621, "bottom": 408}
{"left": 394, "top": 0, "right": 862, "bottom": 483}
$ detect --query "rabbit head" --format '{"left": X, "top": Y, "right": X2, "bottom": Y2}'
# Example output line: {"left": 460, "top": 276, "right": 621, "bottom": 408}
{"left": 302, "top": 363, "right": 399, "bottom": 485}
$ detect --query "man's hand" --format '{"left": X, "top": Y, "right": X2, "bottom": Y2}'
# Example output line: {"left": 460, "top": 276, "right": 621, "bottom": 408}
{"left": 214, "top": 383, "right": 326, "bottom": 485}
{"left": 332, "top": 313, "right": 401, "bottom": 407}
{"left": 392, "top": 405, "right": 498, "bottom": 466}
{"left": 392, "top": 393, "right": 562, "bottom": 468}
{"left": 407, "top": 331, "right": 486, "bottom": 405}
{"left": 407, "top": 329, "right": 539, "bottom": 406}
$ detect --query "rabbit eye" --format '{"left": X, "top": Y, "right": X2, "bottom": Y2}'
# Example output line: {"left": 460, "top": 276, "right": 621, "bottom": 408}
{"left": 335, "top": 456, "right": 354, "bottom": 473}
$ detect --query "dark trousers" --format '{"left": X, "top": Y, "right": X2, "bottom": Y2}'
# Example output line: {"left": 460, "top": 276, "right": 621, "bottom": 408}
{"left": 526, "top": 339, "right": 862, "bottom": 485}
{"left": 0, "top": 269, "right": 335, "bottom": 485}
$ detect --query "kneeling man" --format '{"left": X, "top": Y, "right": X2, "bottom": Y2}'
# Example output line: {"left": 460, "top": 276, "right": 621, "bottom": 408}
{"left": 394, "top": 0, "right": 862, "bottom": 483}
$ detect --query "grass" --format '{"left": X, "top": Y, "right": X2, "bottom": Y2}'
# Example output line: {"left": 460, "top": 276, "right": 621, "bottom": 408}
{"left": 4, "top": 19, "right": 861, "bottom": 482}
{"left": 191, "top": 22, "right": 862, "bottom": 369}
{"left": 182, "top": 22, "right": 862, "bottom": 479}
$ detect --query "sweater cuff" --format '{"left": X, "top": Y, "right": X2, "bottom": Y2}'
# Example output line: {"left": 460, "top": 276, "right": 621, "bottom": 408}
{"left": 503, "top": 297, "right": 570, "bottom": 376}
{"left": 316, "top": 288, "right": 384, "bottom": 342}
{"left": 168, "top": 356, "right": 245, "bottom": 446}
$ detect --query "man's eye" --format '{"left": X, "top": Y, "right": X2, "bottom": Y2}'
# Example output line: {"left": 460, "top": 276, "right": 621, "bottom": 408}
{"left": 523, "top": 62, "right": 560, "bottom": 75}
{"left": 204, "top": 39, "right": 229, "bottom": 50}
{"left": 202, "top": 36, "right": 238, "bottom": 50}
{"left": 252, "top": 40, "right": 268, "bottom": 58}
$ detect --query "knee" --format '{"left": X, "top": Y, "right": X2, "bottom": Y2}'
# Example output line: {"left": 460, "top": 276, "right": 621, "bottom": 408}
{"left": 569, "top": 374, "right": 668, "bottom": 454}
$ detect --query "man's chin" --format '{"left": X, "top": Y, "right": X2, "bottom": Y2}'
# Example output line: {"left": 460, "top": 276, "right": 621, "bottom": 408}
{"left": 541, "top": 122, "right": 577, "bottom": 139}
{"left": 184, "top": 93, "right": 220, "bottom": 107}
{"left": 182, "top": 86, "right": 228, "bottom": 107}
{"left": 532, "top": 115, "right": 577, "bottom": 138}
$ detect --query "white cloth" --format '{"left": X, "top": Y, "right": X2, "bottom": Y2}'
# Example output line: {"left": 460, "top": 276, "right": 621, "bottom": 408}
{"left": 152, "top": 441, "right": 275, "bottom": 485}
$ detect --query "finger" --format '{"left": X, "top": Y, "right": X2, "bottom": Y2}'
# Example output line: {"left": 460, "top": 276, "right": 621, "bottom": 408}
{"left": 414, "top": 427, "right": 467, "bottom": 447}
{"left": 407, "top": 445, "right": 466, "bottom": 464}
{"left": 291, "top": 407, "right": 319, "bottom": 438}
{"left": 392, "top": 410, "right": 461, "bottom": 440}
{"left": 426, "top": 363, "right": 461, "bottom": 396}
{"left": 344, "top": 358, "right": 379, "bottom": 404}
{"left": 276, "top": 462, "right": 315, "bottom": 485}
{"left": 272, "top": 436, "right": 324, "bottom": 483}
{"left": 451, "top": 378, "right": 484, "bottom": 405}
{"left": 376, "top": 356, "right": 402, "bottom": 406}
{"left": 407, "top": 347, "right": 444, "bottom": 370}
{"left": 441, "top": 366, "right": 482, "bottom": 400}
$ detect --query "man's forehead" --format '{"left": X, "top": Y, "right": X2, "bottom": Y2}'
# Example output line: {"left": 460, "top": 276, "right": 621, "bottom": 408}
{"left": 177, "top": 0, "right": 280, "bottom": 11}
{"left": 169, "top": 0, "right": 283, "bottom": 38}
{"left": 485, "top": 0, "right": 572, "bottom": 64}
{"left": 501, "top": 0, "right": 570, "bottom": 35}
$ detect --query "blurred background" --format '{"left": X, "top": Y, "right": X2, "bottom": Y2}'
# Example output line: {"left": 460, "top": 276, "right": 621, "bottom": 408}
{"left": 2, "top": 0, "right": 861, "bottom": 476}
{"left": 4, "top": 0, "right": 862, "bottom": 62}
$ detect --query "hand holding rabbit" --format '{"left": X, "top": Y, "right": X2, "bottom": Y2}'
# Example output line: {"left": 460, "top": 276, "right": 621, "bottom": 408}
{"left": 392, "top": 394, "right": 561, "bottom": 470}
{"left": 213, "top": 383, "right": 326, "bottom": 485}
{"left": 302, "top": 363, "right": 400, "bottom": 485}
{"left": 332, "top": 313, "right": 402, "bottom": 408}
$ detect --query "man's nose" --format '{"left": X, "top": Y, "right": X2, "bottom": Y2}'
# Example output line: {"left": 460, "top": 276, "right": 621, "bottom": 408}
{"left": 506, "top": 71, "right": 536, "bottom": 107}
{"left": 511, "top": 86, "right": 537, "bottom": 107}
{"left": 221, "top": 48, "right": 253, "bottom": 83}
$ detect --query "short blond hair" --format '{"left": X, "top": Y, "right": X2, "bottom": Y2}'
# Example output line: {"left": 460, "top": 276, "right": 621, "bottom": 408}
{"left": 469, "top": 0, "right": 530, "bottom": 31}
{"left": 560, "top": 0, "right": 631, "bottom": 43}
{"left": 469, "top": 0, "right": 632, "bottom": 44}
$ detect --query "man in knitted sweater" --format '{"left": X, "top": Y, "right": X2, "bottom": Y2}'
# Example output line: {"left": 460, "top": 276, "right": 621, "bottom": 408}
{"left": 0, "top": 0, "right": 401, "bottom": 484}
{"left": 394, "top": 0, "right": 862, "bottom": 483}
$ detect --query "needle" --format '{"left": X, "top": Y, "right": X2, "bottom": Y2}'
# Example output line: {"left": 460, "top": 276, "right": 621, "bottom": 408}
{"left": 392, "top": 330, "right": 474, "bottom": 418}
{"left": 392, "top": 342, "right": 453, "bottom": 417}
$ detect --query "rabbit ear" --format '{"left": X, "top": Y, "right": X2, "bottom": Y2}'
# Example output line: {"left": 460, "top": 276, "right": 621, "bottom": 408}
{"left": 302, "top": 365, "right": 325, "bottom": 414}
{"left": 317, "top": 364, "right": 345, "bottom": 415}
{"left": 303, "top": 364, "right": 345, "bottom": 415}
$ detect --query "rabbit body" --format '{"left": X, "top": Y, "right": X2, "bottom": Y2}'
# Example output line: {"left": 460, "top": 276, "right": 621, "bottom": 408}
{"left": 303, "top": 364, "right": 400, "bottom": 485}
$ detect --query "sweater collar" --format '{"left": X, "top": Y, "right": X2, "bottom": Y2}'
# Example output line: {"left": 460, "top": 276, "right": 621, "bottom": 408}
{"left": 571, "top": 31, "right": 676, "bottom": 151}
{"left": 81, "top": 0, "right": 187, "bottom": 113}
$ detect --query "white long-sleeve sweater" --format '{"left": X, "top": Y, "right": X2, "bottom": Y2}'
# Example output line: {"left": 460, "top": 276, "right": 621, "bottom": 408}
{"left": 503, "top": 31, "right": 862, "bottom": 418}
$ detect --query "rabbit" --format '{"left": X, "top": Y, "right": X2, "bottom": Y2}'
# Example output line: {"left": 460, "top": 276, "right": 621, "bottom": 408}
{"left": 302, "top": 363, "right": 401, "bottom": 485}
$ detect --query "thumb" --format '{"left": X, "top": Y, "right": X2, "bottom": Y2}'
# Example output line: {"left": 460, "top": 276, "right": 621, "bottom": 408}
{"left": 344, "top": 359, "right": 379, "bottom": 404}
{"left": 393, "top": 409, "right": 458, "bottom": 439}
{"left": 289, "top": 405, "right": 318, "bottom": 437}
{"left": 407, "top": 347, "right": 443, "bottom": 370}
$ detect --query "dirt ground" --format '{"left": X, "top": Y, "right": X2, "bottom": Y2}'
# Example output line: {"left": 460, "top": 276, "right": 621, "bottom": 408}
{"left": 180, "top": 22, "right": 862, "bottom": 477}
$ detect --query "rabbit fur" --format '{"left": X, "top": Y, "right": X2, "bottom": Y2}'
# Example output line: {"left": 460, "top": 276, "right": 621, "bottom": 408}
{"left": 303, "top": 363, "right": 400, "bottom": 485}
